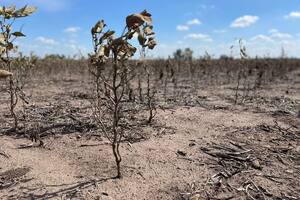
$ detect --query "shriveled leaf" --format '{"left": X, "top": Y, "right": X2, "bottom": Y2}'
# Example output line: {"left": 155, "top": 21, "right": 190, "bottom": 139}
{"left": 111, "top": 37, "right": 125, "bottom": 47}
{"left": 104, "top": 45, "right": 110, "bottom": 57}
{"left": 0, "top": 33, "right": 5, "bottom": 43}
{"left": 13, "top": 5, "right": 36, "bottom": 17}
{"left": 126, "top": 14, "right": 144, "bottom": 29}
{"left": 100, "top": 30, "right": 115, "bottom": 41}
{"left": 117, "top": 41, "right": 137, "bottom": 59}
{"left": 126, "top": 31, "right": 135, "bottom": 39}
{"left": 0, "top": 6, "right": 4, "bottom": 15}
{"left": 5, "top": 5, "right": 16, "bottom": 13}
{"left": 0, "top": 46, "right": 5, "bottom": 55}
{"left": 7, "top": 42, "right": 14, "bottom": 51}
{"left": 144, "top": 25, "right": 154, "bottom": 36}
{"left": 126, "top": 10, "right": 152, "bottom": 29}
{"left": 147, "top": 37, "right": 157, "bottom": 50}
{"left": 0, "top": 69, "right": 13, "bottom": 78}
{"left": 13, "top": 5, "right": 27, "bottom": 17}
{"left": 22, "top": 6, "right": 37, "bottom": 16}
{"left": 3, "top": 5, "right": 16, "bottom": 19}
{"left": 140, "top": 10, "right": 152, "bottom": 24}
{"left": 96, "top": 45, "right": 105, "bottom": 57}
{"left": 92, "top": 20, "right": 105, "bottom": 34}
{"left": 12, "top": 31, "right": 26, "bottom": 37}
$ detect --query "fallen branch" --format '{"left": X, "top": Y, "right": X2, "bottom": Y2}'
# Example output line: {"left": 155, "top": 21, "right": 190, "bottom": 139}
{"left": 0, "top": 151, "right": 10, "bottom": 158}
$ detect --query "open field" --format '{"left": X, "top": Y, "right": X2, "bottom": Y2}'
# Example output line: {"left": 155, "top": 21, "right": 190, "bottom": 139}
{"left": 0, "top": 59, "right": 299, "bottom": 200}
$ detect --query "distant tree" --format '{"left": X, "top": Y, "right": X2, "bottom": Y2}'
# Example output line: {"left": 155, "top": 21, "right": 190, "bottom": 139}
{"left": 183, "top": 48, "right": 193, "bottom": 61}
{"left": 173, "top": 49, "right": 183, "bottom": 60}
{"left": 173, "top": 48, "right": 193, "bottom": 61}
{"left": 44, "top": 54, "right": 66, "bottom": 60}
{"left": 219, "top": 54, "right": 233, "bottom": 61}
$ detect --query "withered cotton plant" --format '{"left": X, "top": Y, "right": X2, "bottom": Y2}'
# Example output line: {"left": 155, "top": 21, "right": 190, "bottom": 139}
{"left": 0, "top": 5, "right": 37, "bottom": 130}
{"left": 90, "top": 10, "right": 156, "bottom": 178}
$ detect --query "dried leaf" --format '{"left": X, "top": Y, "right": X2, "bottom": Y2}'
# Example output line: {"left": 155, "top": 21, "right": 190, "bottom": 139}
{"left": 147, "top": 37, "right": 157, "bottom": 49}
{"left": 111, "top": 37, "right": 125, "bottom": 46}
{"left": 6, "top": 42, "right": 14, "bottom": 51}
{"left": 104, "top": 45, "right": 110, "bottom": 57}
{"left": 100, "top": 30, "right": 115, "bottom": 41}
{"left": 92, "top": 20, "right": 105, "bottom": 34}
{"left": 0, "top": 33, "right": 5, "bottom": 43}
{"left": 12, "top": 31, "right": 26, "bottom": 37}
{"left": 140, "top": 10, "right": 152, "bottom": 24}
{"left": 14, "top": 6, "right": 37, "bottom": 17}
{"left": 126, "top": 31, "right": 135, "bottom": 39}
{"left": 144, "top": 25, "right": 154, "bottom": 36}
{"left": 5, "top": 5, "right": 16, "bottom": 14}
{"left": 126, "top": 10, "right": 152, "bottom": 29}
{"left": 22, "top": 6, "right": 37, "bottom": 16}
{"left": 96, "top": 45, "right": 105, "bottom": 57}
{"left": 126, "top": 14, "right": 145, "bottom": 29}
{"left": 0, "top": 6, "right": 4, "bottom": 15}
{"left": 0, "top": 69, "right": 13, "bottom": 78}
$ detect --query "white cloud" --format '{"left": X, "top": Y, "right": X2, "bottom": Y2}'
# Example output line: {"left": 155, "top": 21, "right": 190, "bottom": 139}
{"left": 230, "top": 15, "right": 259, "bottom": 28}
{"left": 176, "top": 25, "right": 189, "bottom": 31}
{"left": 269, "top": 29, "right": 279, "bottom": 34}
{"left": 199, "top": 4, "right": 215, "bottom": 10}
{"left": 35, "top": 36, "right": 58, "bottom": 45}
{"left": 213, "top": 29, "right": 227, "bottom": 34}
{"left": 187, "top": 18, "right": 202, "bottom": 26}
{"left": 176, "top": 18, "right": 202, "bottom": 31}
{"left": 285, "top": 11, "right": 300, "bottom": 19}
{"left": 250, "top": 35, "right": 274, "bottom": 42}
{"left": 185, "top": 33, "right": 213, "bottom": 42}
{"left": 64, "top": 26, "right": 81, "bottom": 33}
{"left": 269, "top": 29, "right": 292, "bottom": 39}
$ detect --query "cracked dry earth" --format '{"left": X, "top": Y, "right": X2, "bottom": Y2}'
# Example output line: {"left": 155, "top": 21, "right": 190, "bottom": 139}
{"left": 0, "top": 71, "right": 300, "bottom": 200}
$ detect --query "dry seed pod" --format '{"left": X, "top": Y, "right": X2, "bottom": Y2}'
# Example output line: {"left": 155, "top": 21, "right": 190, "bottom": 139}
{"left": 0, "top": 69, "right": 13, "bottom": 78}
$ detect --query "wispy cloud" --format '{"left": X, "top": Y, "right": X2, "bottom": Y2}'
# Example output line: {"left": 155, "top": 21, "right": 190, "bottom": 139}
{"left": 185, "top": 33, "right": 213, "bottom": 42}
{"left": 269, "top": 29, "right": 292, "bottom": 39}
{"left": 187, "top": 18, "right": 202, "bottom": 26}
{"left": 176, "top": 25, "right": 189, "bottom": 31}
{"left": 230, "top": 15, "right": 259, "bottom": 28}
{"left": 176, "top": 18, "right": 202, "bottom": 32}
{"left": 213, "top": 29, "right": 227, "bottom": 34}
{"left": 35, "top": 36, "right": 58, "bottom": 45}
{"left": 250, "top": 34, "right": 274, "bottom": 42}
{"left": 64, "top": 26, "right": 81, "bottom": 33}
{"left": 284, "top": 11, "right": 300, "bottom": 19}
{"left": 198, "top": 4, "right": 215, "bottom": 10}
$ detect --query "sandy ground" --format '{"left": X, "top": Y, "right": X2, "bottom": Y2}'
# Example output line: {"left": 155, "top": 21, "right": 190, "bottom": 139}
{"left": 0, "top": 68, "right": 299, "bottom": 200}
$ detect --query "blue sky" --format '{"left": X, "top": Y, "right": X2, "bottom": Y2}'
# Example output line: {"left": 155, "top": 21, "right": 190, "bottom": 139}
{"left": 2, "top": 0, "right": 300, "bottom": 58}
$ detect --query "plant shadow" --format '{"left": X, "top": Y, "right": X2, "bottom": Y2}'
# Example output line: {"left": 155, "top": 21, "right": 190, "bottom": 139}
{"left": 8, "top": 177, "right": 112, "bottom": 200}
